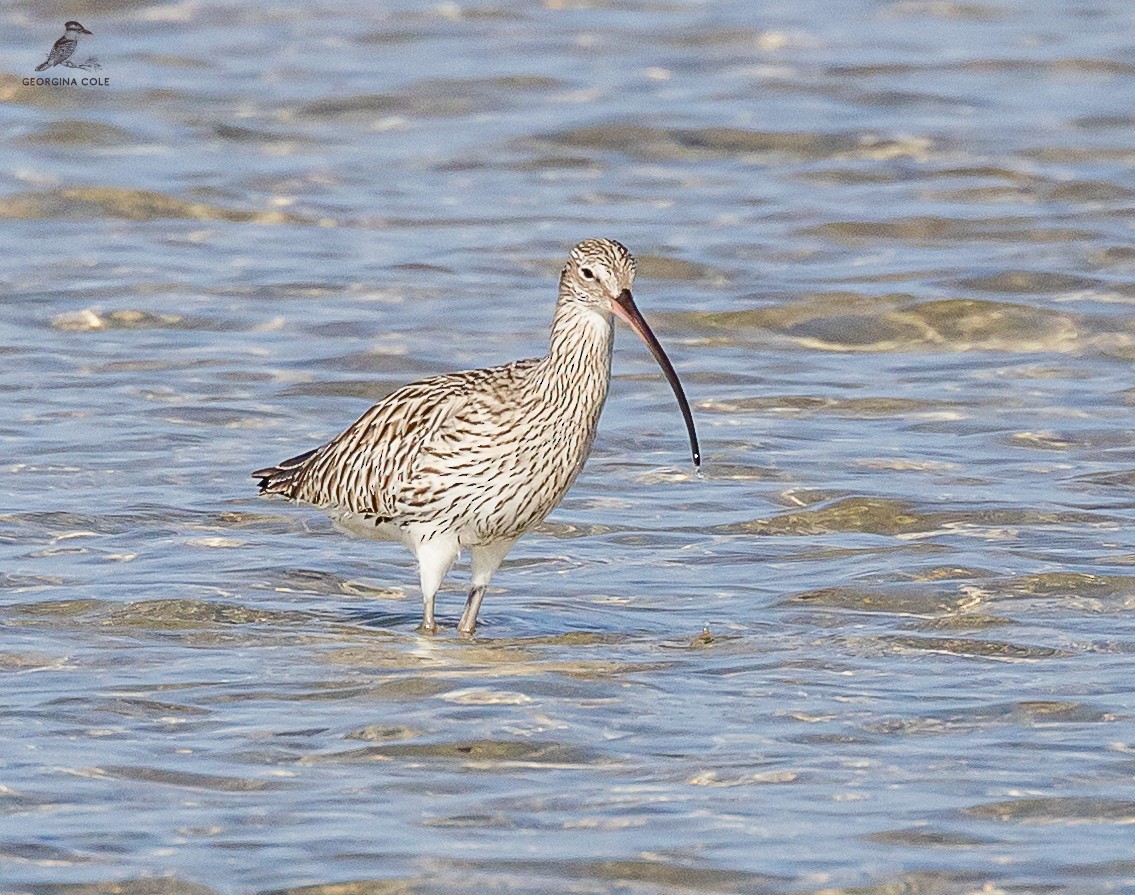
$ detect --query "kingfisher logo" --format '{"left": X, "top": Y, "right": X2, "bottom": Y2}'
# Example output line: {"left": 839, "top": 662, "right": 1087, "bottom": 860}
{"left": 23, "top": 20, "right": 108, "bottom": 86}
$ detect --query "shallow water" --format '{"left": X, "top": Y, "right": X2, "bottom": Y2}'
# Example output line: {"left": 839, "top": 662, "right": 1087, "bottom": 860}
{"left": 3, "top": 0, "right": 1135, "bottom": 892}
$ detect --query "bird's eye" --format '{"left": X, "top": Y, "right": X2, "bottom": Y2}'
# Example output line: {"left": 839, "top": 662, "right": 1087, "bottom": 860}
{"left": 580, "top": 267, "right": 595, "bottom": 280}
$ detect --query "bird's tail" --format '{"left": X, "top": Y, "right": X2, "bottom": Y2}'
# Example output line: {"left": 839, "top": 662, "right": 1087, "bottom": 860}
{"left": 252, "top": 447, "right": 319, "bottom": 497}
{"left": 35, "top": 61, "right": 50, "bottom": 71}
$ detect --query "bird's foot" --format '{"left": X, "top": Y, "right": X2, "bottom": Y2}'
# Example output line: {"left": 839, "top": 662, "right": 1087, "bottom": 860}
{"left": 415, "top": 621, "right": 439, "bottom": 635}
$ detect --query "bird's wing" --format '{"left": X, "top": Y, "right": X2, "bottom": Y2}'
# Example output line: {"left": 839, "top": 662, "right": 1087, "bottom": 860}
{"left": 271, "top": 361, "right": 531, "bottom": 519}
{"left": 282, "top": 372, "right": 470, "bottom": 518}
{"left": 387, "top": 358, "right": 540, "bottom": 519}
{"left": 43, "top": 37, "right": 75, "bottom": 66}
{"left": 256, "top": 356, "right": 542, "bottom": 524}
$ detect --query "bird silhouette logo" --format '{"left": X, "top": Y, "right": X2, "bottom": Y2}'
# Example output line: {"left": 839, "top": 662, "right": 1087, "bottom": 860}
{"left": 35, "top": 20, "right": 100, "bottom": 71}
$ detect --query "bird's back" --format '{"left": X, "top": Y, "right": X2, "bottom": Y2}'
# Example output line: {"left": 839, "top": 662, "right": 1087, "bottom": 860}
{"left": 255, "top": 367, "right": 490, "bottom": 515}
{"left": 255, "top": 356, "right": 598, "bottom": 543}
{"left": 37, "top": 36, "right": 76, "bottom": 70}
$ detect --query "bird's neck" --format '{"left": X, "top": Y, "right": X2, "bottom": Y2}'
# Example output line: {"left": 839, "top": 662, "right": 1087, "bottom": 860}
{"left": 547, "top": 298, "right": 613, "bottom": 370}
{"left": 538, "top": 298, "right": 614, "bottom": 413}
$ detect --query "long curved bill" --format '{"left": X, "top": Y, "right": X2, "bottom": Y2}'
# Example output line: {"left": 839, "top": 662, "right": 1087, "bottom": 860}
{"left": 612, "top": 289, "right": 701, "bottom": 468}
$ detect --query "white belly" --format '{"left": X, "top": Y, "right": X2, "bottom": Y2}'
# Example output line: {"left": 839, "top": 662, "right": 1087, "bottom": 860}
{"left": 329, "top": 509, "right": 404, "bottom": 543}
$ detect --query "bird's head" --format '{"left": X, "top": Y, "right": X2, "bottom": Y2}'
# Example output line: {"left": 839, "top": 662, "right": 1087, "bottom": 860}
{"left": 64, "top": 21, "right": 92, "bottom": 35}
{"left": 558, "top": 237, "right": 700, "bottom": 467}
{"left": 559, "top": 237, "right": 637, "bottom": 317}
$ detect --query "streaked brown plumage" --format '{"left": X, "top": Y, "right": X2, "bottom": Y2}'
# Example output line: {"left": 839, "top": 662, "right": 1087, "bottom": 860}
{"left": 253, "top": 238, "right": 699, "bottom": 635}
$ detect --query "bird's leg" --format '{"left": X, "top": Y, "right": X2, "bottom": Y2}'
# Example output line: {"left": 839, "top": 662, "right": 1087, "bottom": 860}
{"left": 412, "top": 535, "right": 458, "bottom": 635}
{"left": 418, "top": 593, "right": 438, "bottom": 635}
{"left": 458, "top": 538, "right": 519, "bottom": 637}
{"left": 457, "top": 586, "right": 486, "bottom": 637}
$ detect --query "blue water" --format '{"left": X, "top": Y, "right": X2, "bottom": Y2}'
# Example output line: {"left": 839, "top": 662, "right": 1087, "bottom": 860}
{"left": 3, "top": 1, "right": 1135, "bottom": 892}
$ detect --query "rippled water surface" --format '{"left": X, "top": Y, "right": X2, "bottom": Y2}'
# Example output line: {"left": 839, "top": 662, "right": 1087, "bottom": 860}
{"left": 4, "top": 1, "right": 1135, "bottom": 892}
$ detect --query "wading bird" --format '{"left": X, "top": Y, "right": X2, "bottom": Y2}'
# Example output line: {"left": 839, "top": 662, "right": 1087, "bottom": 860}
{"left": 253, "top": 238, "right": 699, "bottom": 635}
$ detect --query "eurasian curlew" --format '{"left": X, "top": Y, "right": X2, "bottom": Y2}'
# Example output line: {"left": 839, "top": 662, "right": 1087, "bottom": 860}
{"left": 253, "top": 238, "right": 699, "bottom": 635}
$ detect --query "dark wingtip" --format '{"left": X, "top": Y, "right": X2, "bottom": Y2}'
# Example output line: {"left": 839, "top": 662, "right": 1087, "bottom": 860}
{"left": 251, "top": 448, "right": 318, "bottom": 496}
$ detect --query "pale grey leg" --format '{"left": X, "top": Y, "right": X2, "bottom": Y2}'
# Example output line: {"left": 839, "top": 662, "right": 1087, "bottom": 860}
{"left": 418, "top": 592, "right": 438, "bottom": 635}
{"left": 457, "top": 585, "right": 486, "bottom": 637}
{"left": 412, "top": 534, "right": 458, "bottom": 635}
{"left": 459, "top": 538, "right": 519, "bottom": 637}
